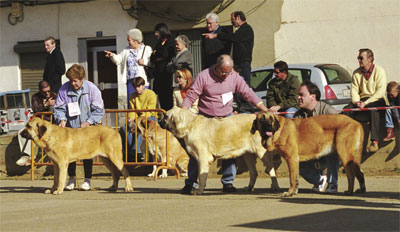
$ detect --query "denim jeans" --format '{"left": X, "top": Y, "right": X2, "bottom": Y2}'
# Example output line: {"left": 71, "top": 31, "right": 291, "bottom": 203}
{"left": 299, "top": 154, "right": 340, "bottom": 185}
{"left": 282, "top": 107, "right": 298, "bottom": 119}
{"left": 385, "top": 109, "right": 394, "bottom": 128}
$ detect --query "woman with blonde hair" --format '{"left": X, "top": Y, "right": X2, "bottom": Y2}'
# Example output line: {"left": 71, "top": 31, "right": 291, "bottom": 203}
{"left": 172, "top": 68, "right": 198, "bottom": 114}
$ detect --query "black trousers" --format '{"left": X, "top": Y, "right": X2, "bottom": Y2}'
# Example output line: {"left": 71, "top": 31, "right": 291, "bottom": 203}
{"left": 68, "top": 159, "right": 93, "bottom": 179}
{"left": 344, "top": 97, "right": 386, "bottom": 141}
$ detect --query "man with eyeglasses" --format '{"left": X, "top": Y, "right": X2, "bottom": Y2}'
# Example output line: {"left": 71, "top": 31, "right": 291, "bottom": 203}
{"left": 345, "top": 48, "right": 387, "bottom": 152}
{"left": 266, "top": 60, "right": 300, "bottom": 118}
{"left": 16, "top": 80, "right": 57, "bottom": 166}
{"left": 180, "top": 54, "right": 268, "bottom": 194}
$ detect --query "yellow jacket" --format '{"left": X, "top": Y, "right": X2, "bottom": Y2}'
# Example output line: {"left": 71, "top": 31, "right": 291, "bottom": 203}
{"left": 128, "top": 89, "right": 158, "bottom": 119}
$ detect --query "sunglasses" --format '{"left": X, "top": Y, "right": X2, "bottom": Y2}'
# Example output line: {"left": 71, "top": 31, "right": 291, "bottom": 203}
{"left": 357, "top": 56, "right": 366, "bottom": 61}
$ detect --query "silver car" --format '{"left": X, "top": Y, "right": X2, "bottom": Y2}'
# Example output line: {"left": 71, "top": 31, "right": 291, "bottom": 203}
{"left": 250, "top": 64, "right": 352, "bottom": 109}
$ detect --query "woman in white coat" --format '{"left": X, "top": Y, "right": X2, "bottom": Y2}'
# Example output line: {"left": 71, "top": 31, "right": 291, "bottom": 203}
{"left": 105, "top": 28, "right": 152, "bottom": 106}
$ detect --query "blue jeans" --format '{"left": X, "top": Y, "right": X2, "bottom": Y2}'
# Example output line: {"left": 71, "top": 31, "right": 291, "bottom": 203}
{"left": 120, "top": 116, "right": 155, "bottom": 161}
{"left": 299, "top": 154, "right": 340, "bottom": 185}
{"left": 385, "top": 109, "right": 394, "bottom": 128}
{"left": 184, "top": 113, "right": 237, "bottom": 187}
{"left": 282, "top": 107, "right": 298, "bottom": 119}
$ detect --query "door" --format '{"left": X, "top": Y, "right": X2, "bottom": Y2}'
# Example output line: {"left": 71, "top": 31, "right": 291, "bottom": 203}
{"left": 87, "top": 43, "right": 118, "bottom": 109}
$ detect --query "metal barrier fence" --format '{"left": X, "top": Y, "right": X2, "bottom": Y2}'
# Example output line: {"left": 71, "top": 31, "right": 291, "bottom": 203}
{"left": 29, "top": 109, "right": 180, "bottom": 181}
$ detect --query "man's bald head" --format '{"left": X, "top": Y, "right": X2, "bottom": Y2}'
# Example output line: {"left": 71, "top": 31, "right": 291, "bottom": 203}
{"left": 217, "top": 54, "right": 234, "bottom": 69}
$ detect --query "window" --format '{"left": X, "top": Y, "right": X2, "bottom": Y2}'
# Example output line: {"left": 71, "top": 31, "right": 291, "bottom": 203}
{"left": 250, "top": 70, "right": 273, "bottom": 92}
{"left": 316, "top": 64, "right": 352, "bottom": 84}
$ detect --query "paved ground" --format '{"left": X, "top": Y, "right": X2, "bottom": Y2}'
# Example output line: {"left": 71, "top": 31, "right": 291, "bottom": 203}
{"left": 1, "top": 175, "right": 399, "bottom": 232}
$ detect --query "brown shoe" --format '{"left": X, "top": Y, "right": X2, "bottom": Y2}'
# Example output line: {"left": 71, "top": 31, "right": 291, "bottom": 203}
{"left": 383, "top": 128, "right": 395, "bottom": 141}
{"left": 367, "top": 140, "right": 379, "bottom": 152}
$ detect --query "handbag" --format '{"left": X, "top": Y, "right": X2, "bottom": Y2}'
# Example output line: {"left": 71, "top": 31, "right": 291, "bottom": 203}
{"left": 141, "top": 45, "right": 154, "bottom": 80}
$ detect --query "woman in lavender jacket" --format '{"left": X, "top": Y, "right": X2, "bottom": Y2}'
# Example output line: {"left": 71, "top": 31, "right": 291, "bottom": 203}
{"left": 53, "top": 64, "right": 105, "bottom": 191}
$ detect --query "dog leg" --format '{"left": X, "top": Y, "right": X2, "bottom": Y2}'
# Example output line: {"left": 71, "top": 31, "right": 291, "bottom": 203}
{"left": 262, "top": 152, "right": 280, "bottom": 192}
{"left": 355, "top": 167, "right": 366, "bottom": 194}
{"left": 54, "top": 161, "right": 68, "bottom": 195}
{"left": 109, "top": 156, "right": 133, "bottom": 192}
{"left": 159, "top": 169, "right": 168, "bottom": 178}
{"left": 242, "top": 154, "right": 257, "bottom": 191}
{"left": 101, "top": 157, "right": 119, "bottom": 191}
{"left": 46, "top": 162, "right": 59, "bottom": 194}
{"left": 148, "top": 165, "right": 157, "bottom": 177}
{"left": 282, "top": 154, "right": 299, "bottom": 197}
{"left": 194, "top": 158, "right": 210, "bottom": 195}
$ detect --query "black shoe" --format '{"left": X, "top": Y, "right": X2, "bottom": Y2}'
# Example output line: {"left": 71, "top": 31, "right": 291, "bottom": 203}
{"left": 180, "top": 185, "right": 192, "bottom": 195}
{"left": 223, "top": 183, "right": 237, "bottom": 193}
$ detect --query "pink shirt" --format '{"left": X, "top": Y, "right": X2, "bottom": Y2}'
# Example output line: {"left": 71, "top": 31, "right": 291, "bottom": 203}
{"left": 182, "top": 66, "right": 262, "bottom": 117}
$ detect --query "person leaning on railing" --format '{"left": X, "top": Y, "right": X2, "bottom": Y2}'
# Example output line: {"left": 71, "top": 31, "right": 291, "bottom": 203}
{"left": 16, "top": 80, "right": 57, "bottom": 166}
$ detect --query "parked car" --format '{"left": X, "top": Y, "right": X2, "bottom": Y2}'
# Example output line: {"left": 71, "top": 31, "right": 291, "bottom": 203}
{"left": 0, "top": 89, "right": 32, "bottom": 135}
{"left": 250, "top": 64, "right": 352, "bottom": 110}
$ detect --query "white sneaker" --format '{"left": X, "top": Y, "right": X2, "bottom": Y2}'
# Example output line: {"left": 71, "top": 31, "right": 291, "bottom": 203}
{"left": 16, "top": 155, "right": 31, "bottom": 166}
{"left": 312, "top": 175, "right": 328, "bottom": 193}
{"left": 65, "top": 178, "right": 76, "bottom": 191}
{"left": 80, "top": 179, "right": 91, "bottom": 191}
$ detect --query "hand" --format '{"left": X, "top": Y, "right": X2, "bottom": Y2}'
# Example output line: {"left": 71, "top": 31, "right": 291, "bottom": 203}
{"left": 269, "top": 105, "right": 281, "bottom": 112}
{"left": 355, "top": 101, "right": 366, "bottom": 108}
{"left": 59, "top": 120, "right": 66, "bottom": 127}
{"left": 138, "top": 59, "right": 144, "bottom": 65}
{"left": 47, "top": 98, "right": 55, "bottom": 106}
{"left": 81, "top": 121, "right": 91, "bottom": 128}
{"left": 104, "top": 50, "right": 114, "bottom": 58}
{"left": 233, "top": 111, "right": 238, "bottom": 115}
{"left": 202, "top": 33, "right": 217, "bottom": 39}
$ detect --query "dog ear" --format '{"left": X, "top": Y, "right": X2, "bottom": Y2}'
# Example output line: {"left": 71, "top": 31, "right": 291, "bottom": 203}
{"left": 38, "top": 125, "right": 47, "bottom": 139}
{"left": 273, "top": 116, "right": 280, "bottom": 132}
{"left": 251, "top": 118, "right": 258, "bottom": 134}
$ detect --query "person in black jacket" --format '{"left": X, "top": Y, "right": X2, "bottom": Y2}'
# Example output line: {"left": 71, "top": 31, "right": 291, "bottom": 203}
{"left": 203, "top": 11, "right": 254, "bottom": 84}
{"left": 150, "top": 23, "right": 176, "bottom": 110}
{"left": 201, "top": 13, "right": 231, "bottom": 69}
{"left": 43, "top": 36, "right": 66, "bottom": 93}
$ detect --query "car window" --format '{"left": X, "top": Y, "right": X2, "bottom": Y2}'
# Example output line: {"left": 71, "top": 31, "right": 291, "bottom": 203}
{"left": 250, "top": 70, "right": 273, "bottom": 91}
{"left": 315, "top": 64, "right": 352, "bottom": 84}
{"left": 288, "top": 69, "right": 311, "bottom": 83}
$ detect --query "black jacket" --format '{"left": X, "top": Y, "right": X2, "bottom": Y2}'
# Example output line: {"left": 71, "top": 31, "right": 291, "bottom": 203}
{"left": 201, "top": 26, "right": 231, "bottom": 69}
{"left": 43, "top": 47, "right": 66, "bottom": 93}
{"left": 217, "top": 22, "right": 254, "bottom": 64}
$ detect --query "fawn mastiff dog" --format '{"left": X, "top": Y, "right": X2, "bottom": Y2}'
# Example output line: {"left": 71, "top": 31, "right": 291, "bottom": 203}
{"left": 251, "top": 112, "right": 366, "bottom": 196}
{"left": 20, "top": 117, "right": 133, "bottom": 195}
{"left": 160, "top": 107, "right": 279, "bottom": 195}
{"left": 134, "top": 116, "right": 189, "bottom": 178}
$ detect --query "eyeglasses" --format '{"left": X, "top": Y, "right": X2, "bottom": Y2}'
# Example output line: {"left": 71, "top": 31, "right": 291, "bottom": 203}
{"left": 274, "top": 70, "right": 281, "bottom": 74}
{"left": 176, "top": 75, "right": 183, "bottom": 79}
{"left": 357, "top": 56, "right": 365, "bottom": 61}
{"left": 41, "top": 90, "right": 50, "bottom": 93}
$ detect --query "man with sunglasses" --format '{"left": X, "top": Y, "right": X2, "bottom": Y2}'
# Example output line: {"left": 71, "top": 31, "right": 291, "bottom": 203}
{"left": 180, "top": 54, "right": 268, "bottom": 194}
{"left": 346, "top": 48, "right": 387, "bottom": 152}
{"left": 16, "top": 80, "right": 57, "bottom": 166}
{"left": 266, "top": 61, "right": 300, "bottom": 118}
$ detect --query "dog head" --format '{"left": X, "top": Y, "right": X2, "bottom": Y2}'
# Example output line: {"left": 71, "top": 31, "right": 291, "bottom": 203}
{"left": 136, "top": 116, "right": 160, "bottom": 137}
{"left": 251, "top": 112, "right": 280, "bottom": 150}
{"left": 159, "top": 107, "right": 193, "bottom": 138}
{"left": 21, "top": 117, "right": 48, "bottom": 144}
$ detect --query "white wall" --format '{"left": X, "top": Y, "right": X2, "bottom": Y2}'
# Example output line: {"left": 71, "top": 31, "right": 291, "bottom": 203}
{"left": 0, "top": 1, "right": 137, "bottom": 93}
{"left": 275, "top": 0, "right": 400, "bottom": 81}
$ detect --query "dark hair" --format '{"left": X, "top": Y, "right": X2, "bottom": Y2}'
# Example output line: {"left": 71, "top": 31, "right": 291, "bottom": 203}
{"left": 232, "top": 11, "right": 246, "bottom": 21}
{"left": 301, "top": 80, "right": 321, "bottom": 101}
{"left": 359, "top": 48, "right": 374, "bottom": 62}
{"left": 38, "top": 80, "right": 50, "bottom": 91}
{"left": 154, "top": 23, "right": 171, "bottom": 39}
{"left": 387, "top": 81, "right": 399, "bottom": 92}
{"left": 44, "top": 36, "right": 56, "bottom": 44}
{"left": 132, "top": 77, "right": 145, "bottom": 88}
{"left": 274, "top": 61, "right": 288, "bottom": 74}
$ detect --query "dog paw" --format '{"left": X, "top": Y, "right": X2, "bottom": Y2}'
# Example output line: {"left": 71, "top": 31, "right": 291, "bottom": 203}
{"left": 52, "top": 190, "right": 63, "bottom": 195}
{"left": 158, "top": 174, "right": 168, "bottom": 178}
{"left": 343, "top": 190, "right": 353, "bottom": 196}
{"left": 125, "top": 186, "right": 134, "bottom": 192}
{"left": 282, "top": 191, "right": 295, "bottom": 197}
{"left": 148, "top": 173, "right": 155, "bottom": 177}
{"left": 193, "top": 189, "right": 203, "bottom": 196}
{"left": 246, "top": 186, "right": 255, "bottom": 192}
{"left": 44, "top": 189, "right": 52, "bottom": 194}
{"left": 108, "top": 186, "right": 118, "bottom": 192}
{"left": 180, "top": 173, "right": 188, "bottom": 177}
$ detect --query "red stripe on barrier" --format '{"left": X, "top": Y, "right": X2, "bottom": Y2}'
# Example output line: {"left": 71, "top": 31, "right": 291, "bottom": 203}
{"left": 273, "top": 106, "right": 400, "bottom": 115}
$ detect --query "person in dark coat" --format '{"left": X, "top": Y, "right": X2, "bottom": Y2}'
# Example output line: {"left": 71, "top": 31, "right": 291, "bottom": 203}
{"left": 150, "top": 23, "right": 175, "bottom": 110}
{"left": 43, "top": 36, "right": 66, "bottom": 93}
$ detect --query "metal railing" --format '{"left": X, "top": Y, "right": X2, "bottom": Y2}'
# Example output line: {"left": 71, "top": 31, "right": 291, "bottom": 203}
{"left": 29, "top": 109, "right": 180, "bottom": 180}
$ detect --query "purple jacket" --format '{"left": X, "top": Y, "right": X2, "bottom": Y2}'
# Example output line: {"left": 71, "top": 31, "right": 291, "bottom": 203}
{"left": 182, "top": 66, "right": 262, "bottom": 117}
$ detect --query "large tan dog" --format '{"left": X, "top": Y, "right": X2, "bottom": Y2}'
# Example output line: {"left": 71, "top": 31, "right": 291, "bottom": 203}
{"left": 251, "top": 112, "right": 366, "bottom": 196}
{"left": 135, "top": 116, "right": 189, "bottom": 178}
{"left": 159, "top": 107, "right": 279, "bottom": 195}
{"left": 20, "top": 117, "right": 133, "bottom": 195}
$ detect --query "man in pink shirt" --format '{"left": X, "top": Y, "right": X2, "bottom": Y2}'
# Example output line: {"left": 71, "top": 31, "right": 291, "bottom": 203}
{"left": 181, "top": 54, "right": 268, "bottom": 194}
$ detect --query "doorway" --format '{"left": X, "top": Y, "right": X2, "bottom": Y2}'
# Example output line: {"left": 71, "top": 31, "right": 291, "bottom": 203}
{"left": 86, "top": 39, "right": 118, "bottom": 109}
